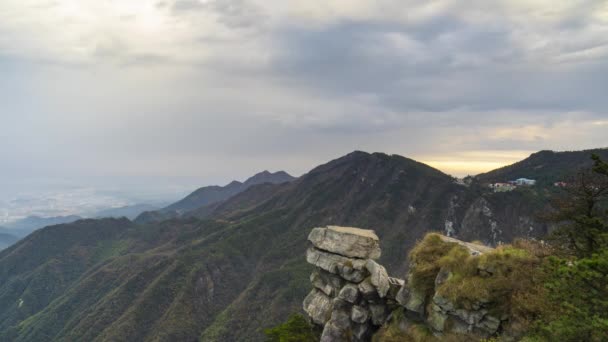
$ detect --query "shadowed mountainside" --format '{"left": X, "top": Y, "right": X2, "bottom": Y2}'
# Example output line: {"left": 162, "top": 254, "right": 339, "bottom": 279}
{"left": 476, "top": 148, "right": 608, "bottom": 185}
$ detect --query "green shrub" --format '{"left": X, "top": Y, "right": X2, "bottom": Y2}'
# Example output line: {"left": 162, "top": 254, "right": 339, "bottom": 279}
{"left": 263, "top": 314, "right": 319, "bottom": 342}
{"left": 408, "top": 234, "right": 458, "bottom": 296}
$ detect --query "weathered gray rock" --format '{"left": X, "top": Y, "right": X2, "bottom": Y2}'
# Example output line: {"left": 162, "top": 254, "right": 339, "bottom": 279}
{"left": 366, "top": 259, "right": 390, "bottom": 298}
{"left": 387, "top": 277, "right": 405, "bottom": 300}
{"left": 455, "top": 308, "right": 487, "bottom": 325}
{"left": 370, "top": 304, "right": 389, "bottom": 325}
{"left": 351, "top": 305, "right": 370, "bottom": 324}
{"left": 433, "top": 294, "right": 454, "bottom": 312}
{"left": 308, "top": 226, "right": 381, "bottom": 259}
{"left": 330, "top": 307, "right": 352, "bottom": 330}
{"left": 397, "top": 284, "right": 426, "bottom": 315}
{"left": 303, "top": 289, "right": 333, "bottom": 325}
{"left": 477, "top": 315, "right": 501, "bottom": 334}
{"left": 311, "top": 268, "right": 345, "bottom": 297}
{"left": 434, "top": 267, "right": 451, "bottom": 288}
{"left": 352, "top": 322, "right": 373, "bottom": 341}
{"left": 448, "top": 317, "right": 471, "bottom": 334}
{"left": 306, "top": 247, "right": 368, "bottom": 283}
{"left": 428, "top": 307, "right": 448, "bottom": 332}
{"left": 320, "top": 322, "right": 348, "bottom": 342}
{"left": 439, "top": 235, "right": 495, "bottom": 255}
{"left": 358, "top": 277, "right": 377, "bottom": 299}
{"left": 338, "top": 283, "right": 360, "bottom": 304}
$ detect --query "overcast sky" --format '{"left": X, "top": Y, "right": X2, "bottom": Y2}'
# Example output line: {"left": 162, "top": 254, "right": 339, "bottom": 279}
{"left": 1, "top": 0, "right": 608, "bottom": 198}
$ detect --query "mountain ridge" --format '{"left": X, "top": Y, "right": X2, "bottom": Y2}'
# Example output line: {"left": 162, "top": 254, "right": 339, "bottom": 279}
{"left": 0, "top": 149, "right": 601, "bottom": 341}
{"left": 135, "top": 170, "right": 295, "bottom": 223}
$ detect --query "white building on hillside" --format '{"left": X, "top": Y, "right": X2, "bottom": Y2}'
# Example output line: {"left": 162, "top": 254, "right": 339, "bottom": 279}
{"left": 514, "top": 178, "right": 536, "bottom": 186}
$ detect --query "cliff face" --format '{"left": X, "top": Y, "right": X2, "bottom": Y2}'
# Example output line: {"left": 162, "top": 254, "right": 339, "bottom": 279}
{"left": 304, "top": 227, "right": 531, "bottom": 341}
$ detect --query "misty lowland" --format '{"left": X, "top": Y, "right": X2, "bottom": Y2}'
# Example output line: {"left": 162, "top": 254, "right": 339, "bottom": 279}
{"left": 2, "top": 1, "right": 608, "bottom": 342}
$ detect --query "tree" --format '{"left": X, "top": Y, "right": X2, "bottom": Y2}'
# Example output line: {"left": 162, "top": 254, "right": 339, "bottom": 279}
{"left": 547, "top": 158, "right": 608, "bottom": 257}
{"left": 533, "top": 155, "right": 608, "bottom": 340}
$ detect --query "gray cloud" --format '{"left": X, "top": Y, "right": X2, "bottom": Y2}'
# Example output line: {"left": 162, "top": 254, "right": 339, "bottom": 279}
{"left": 0, "top": 0, "right": 607, "bottom": 201}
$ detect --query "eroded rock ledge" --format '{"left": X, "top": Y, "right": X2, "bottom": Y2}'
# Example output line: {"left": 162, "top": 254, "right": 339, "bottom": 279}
{"left": 303, "top": 226, "right": 505, "bottom": 342}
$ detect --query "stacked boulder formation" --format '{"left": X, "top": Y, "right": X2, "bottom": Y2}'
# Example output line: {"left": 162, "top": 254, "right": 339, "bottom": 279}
{"left": 303, "top": 226, "right": 403, "bottom": 341}
{"left": 303, "top": 227, "right": 509, "bottom": 341}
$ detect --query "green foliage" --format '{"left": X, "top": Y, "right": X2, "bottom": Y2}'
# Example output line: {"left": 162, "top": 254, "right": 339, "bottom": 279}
{"left": 263, "top": 314, "right": 319, "bottom": 342}
{"left": 373, "top": 308, "right": 479, "bottom": 342}
{"left": 525, "top": 156, "right": 608, "bottom": 341}
{"left": 547, "top": 162, "right": 608, "bottom": 258}
{"left": 529, "top": 250, "right": 608, "bottom": 341}
{"left": 409, "top": 233, "right": 554, "bottom": 338}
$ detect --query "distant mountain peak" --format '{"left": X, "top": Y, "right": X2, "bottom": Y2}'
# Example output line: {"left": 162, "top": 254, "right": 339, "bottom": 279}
{"left": 243, "top": 170, "right": 295, "bottom": 186}
{"left": 137, "top": 169, "right": 296, "bottom": 223}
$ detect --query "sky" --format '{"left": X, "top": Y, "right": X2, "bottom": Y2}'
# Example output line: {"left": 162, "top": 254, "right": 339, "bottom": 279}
{"left": 1, "top": 0, "right": 608, "bottom": 205}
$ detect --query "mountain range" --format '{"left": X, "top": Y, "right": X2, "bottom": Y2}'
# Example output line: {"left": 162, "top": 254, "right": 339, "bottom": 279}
{"left": 0, "top": 148, "right": 605, "bottom": 341}
{"left": 135, "top": 170, "right": 295, "bottom": 223}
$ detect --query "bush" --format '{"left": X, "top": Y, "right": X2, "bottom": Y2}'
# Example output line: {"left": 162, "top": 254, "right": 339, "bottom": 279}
{"left": 264, "top": 314, "right": 319, "bottom": 342}
{"left": 408, "top": 234, "right": 459, "bottom": 297}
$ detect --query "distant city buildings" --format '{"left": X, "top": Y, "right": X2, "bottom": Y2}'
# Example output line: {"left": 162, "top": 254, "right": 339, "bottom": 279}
{"left": 489, "top": 183, "right": 517, "bottom": 192}
{"left": 489, "top": 178, "right": 537, "bottom": 192}
{"left": 513, "top": 178, "right": 537, "bottom": 186}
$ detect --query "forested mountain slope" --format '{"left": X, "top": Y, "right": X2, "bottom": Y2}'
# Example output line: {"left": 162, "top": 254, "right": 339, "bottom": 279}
{"left": 0, "top": 151, "right": 571, "bottom": 341}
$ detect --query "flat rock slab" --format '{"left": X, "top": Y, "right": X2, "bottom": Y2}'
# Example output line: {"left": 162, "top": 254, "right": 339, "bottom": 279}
{"left": 439, "top": 235, "right": 494, "bottom": 255}
{"left": 306, "top": 247, "right": 368, "bottom": 283}
{"left": 308, "top": 226, "right": 381, "bottom": 259}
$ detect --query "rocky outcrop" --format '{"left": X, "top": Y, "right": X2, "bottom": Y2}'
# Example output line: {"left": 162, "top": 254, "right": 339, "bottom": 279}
{"left": 304, "top": 227, "right": 512, "bottom": 341}
{"left": 308, "top": 226, "right": 381, "bottom": 259}
{"left": 303, "top": 226, "right": 399, "bottom": 342}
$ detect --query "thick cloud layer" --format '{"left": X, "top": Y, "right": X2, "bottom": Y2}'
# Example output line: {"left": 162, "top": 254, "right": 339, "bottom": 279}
{"left": 1, "top": 0, "right": 607, "bottom": 197}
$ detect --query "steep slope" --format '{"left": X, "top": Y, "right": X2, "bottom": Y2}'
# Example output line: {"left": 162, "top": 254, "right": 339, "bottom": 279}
{"left": 476, "top": 148, "right": 608, "bottom": 184}
{"left": 0, "top": 151, "right": 569, "bottom": 341}
{"left": 135, "top": 170, "right": 295, "bottom": 223}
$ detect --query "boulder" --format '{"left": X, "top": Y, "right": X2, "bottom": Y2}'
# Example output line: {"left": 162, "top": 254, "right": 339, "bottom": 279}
{"left": 320, "top": 322, "right": 348, "bottom": 342}
{"left": 351, "top": 305, "right": 370, "bottom": 324}
{"left": 428, "top": 308, "right": 448, "bottom": 332}
{"left": 311, "top": 268, "right": 345, "bottom": 297}
{"left": 397, "top": 285, "right": 426, "bottom": 315}
{"left": 455, "top": 308, "right": 487, "bottom": 325}
{"left": 358, "top": 277, "right": 378, "bottom": 300}
{"left": 370, "top": 304, "right": 389, "bottom": 325}
{"left": 433, "top": 294, "right": 454, "bottom": 312}
{"left": 308, "top": 226, "right": 381, "bottom": 259}
{"left": 477, "top": 315, "right": 501, "bottom": 334}
{"left": 387, "top": 277, "right": 405, "bottom": 300}
{"left": 303, "top": 289, "right": 333, "bottom": 325}
{"left": 306, "top": 247, "right": 368, "bottom": 283}
{"left": 366, "top": 260, "right": 390, "bottom": 298}
{"left": 338, "top": 284, "right": 360, "bottom": 304}
{"left": 352, "top": 322, "right": 373, "bottom": 342}
{"left": 329, "top": 307, "right": 352, "bottom": 330}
